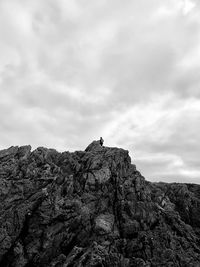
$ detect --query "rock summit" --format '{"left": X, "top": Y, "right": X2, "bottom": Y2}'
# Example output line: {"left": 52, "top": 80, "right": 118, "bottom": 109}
{"left": 0, "top": 142, "right": 200, "bottom": 266}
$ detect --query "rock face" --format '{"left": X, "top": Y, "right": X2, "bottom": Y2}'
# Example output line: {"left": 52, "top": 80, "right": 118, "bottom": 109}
{"left": 0, "top": 142, "right": 200, "bottom": 267}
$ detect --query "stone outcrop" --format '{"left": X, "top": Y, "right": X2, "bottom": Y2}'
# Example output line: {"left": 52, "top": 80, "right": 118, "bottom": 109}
{"left": 0, "top": 142, "right": 200, "bottom": 266}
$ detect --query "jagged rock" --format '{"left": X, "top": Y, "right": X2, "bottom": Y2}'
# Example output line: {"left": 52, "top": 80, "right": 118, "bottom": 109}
{"left": 85, "top": 140, "right": 103, "bottom": 152}
{"left": 0, "top": 143, "right": 199, "bottom": 266}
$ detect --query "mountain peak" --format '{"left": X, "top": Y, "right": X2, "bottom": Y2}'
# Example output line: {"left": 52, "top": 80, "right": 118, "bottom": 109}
{"left": 0, "top": 143, "right": 200, "bottom": 266}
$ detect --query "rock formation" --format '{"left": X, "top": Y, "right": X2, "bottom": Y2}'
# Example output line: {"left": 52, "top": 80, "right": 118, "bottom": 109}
{"left": 0, "top": 142, "right": 199, "bottom": 266}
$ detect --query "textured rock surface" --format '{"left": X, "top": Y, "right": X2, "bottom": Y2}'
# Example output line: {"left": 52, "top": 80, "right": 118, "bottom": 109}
{"left": 0, "top": 142, "right": 200, "bottom": 266}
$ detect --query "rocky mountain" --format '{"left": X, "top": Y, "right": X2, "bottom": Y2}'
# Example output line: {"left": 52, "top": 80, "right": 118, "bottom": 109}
{"left": 0, "top": 141, "right": 200, "bottom": 267}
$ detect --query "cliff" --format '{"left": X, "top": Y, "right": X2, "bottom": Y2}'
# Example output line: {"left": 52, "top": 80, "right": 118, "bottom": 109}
{"left": 0, "top": 141, "right": 200, "bottom": 266}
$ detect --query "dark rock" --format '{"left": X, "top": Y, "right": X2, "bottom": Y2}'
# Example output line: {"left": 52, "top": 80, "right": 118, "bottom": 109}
{"left": 85, "top": 140, "right": 103, "bottom": 152}
{"left": 0, "top": 143, "right": 199, "bottom": 266}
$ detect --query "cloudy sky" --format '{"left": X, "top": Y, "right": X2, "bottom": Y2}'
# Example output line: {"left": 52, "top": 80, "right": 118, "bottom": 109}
{"left": 0, "top": 0, "right": 200, "bottom": 184}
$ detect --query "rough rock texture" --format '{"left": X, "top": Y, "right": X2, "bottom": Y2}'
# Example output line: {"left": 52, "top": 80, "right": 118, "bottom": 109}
{"left": 0, "top": 142, "right": 200, "bottom": 267}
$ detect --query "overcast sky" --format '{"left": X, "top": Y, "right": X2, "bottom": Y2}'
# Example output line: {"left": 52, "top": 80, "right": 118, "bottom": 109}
{"left": 0, "top": 0, "right": 200, "bottom": 184}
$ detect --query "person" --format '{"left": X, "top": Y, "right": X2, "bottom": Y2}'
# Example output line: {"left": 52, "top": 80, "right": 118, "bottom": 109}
{"left": 100, "top": 137, "right": 104, "bottom": 146}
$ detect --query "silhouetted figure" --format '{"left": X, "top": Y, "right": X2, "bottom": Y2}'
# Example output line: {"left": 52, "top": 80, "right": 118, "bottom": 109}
{"left": 100, "top": 137, "right": 104, "bottom": 146}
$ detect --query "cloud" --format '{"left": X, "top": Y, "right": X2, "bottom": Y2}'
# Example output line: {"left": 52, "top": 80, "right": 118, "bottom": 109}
{"left": 0, "top": 0, "right": 200, "bottom": 183}
{"left": 103, "top": 93, "right": 200, "bottom": 183}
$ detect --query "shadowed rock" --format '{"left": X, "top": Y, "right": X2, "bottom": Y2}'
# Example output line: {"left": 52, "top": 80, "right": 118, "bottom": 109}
{"left": 0, "top": 142, "right": 199, "bottom": 266}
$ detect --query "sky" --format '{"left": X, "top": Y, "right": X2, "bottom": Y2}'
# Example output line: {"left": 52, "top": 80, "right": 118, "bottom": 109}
{"left": 0, "top": 0, "right": 200, "bottom": 184}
